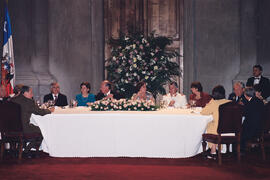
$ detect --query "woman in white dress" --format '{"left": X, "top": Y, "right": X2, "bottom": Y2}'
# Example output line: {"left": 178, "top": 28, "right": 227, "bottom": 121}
{"left": 162, "top": 82, "right": 187, "bottom": 108}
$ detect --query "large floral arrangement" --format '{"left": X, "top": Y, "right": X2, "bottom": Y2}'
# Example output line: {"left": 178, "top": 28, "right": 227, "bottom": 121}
{"left": 88, "top": 99, "right": 156, "bottom": 111}
{"left": 106, "top": 31, "right": 180, "bottom": 98}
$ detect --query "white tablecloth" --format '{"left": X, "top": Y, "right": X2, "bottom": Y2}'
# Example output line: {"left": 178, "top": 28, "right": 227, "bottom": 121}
{"left": 30, "top": 107, "right": 212, "bottom": 158}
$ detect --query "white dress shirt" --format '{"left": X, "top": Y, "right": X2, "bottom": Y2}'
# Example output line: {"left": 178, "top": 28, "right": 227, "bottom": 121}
{"left": 254, "top": 75, "right": 261, "bottom": 85}
{"left": 162, "top": 92, "right": 187, "bottom": 108}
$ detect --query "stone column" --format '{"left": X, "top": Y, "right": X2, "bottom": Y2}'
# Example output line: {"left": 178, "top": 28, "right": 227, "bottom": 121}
{"left": 234, "top": 0, "right": 257, "bottom": 84}
{"left": 31, "top": 0, "right": 54, "bottom": 100}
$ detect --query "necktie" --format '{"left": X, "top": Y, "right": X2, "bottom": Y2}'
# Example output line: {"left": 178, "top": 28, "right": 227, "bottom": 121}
{"left": 54, "top": 95, "right": 58, "bottom": 102}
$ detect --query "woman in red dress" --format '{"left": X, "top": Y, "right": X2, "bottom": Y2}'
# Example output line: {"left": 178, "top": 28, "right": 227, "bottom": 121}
{"left": 189, "top": 81, "right": 212, "bottom": 107}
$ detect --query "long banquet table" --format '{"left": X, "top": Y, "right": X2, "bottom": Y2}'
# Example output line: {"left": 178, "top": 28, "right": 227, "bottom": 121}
{"left": 30, "top": 107, "right": 213, "bottom": 158}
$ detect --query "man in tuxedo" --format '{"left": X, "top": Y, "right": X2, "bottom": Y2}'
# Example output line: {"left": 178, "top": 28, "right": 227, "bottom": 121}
{"left": 240, "top": 87, "right": 265, "bottom": 153}
{"left": 96, "top": 80, "right": 124, "bottom": 100}
{"left": 228, "top": 81, "right": 248, "bottom": 105}
{"left": 246, "top": 65, "right": 270, "bottom": 99}
{"left": 11, "top": 86, "right": 54, "bottom": 157}
{"left": 43, "top": 82, "right": 68, "bottom": 106}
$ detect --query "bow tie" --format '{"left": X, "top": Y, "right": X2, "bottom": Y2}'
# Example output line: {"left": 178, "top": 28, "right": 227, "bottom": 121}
{"left": 254, "top": 77, "right": 260, "bottom": 80}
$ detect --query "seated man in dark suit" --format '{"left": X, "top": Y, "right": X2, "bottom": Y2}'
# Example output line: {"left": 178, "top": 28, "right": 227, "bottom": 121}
{"left": 43, "top": 82, "right": 68, "bottom": 106}
{"left": 228, "top": 81, "right": 248, "bottom": 105}
{"left": 11, "top": 86, "right": 54, "bottom": 157}
{"left": 240, "top": 87, "right": 265, "bottom": 153}
{"left": 96, "top": 80, "right": 124, "bottom": 101}
{"left": 246, "top": 64, "right": 270, "bottom": 99}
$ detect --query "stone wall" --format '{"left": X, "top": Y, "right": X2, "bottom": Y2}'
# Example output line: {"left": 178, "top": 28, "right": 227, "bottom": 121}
{"left": 1, "top": 0, "right": 269, "bottom": 102}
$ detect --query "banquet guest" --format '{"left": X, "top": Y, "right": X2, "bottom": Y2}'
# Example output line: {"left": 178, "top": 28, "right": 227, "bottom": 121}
{"left": 76, "top": 82, "right": 95, "bottom": 106}
{"left": 43, "top": 82, "right": 68, "bottom": 106}
{"left": 96, "top": 80, "right": 123, "bottom": 100}
{"left": 162, "top": 82, "right": 187, "bottom": 108}
{"left": 11, "top": 86, "right": 54, "bottom": 156}
{"left": 189, "top": 81, "right": 211, "bottom": 107}
{"left": 201, "top": 85, "right": 231, "bottom": 158}
{"left": 132, "top": 81, "right": 154, "bottom": 103}
{"left": 246, "top": 65, "right": 270, "bottom": 99}
{"left": 12, "top": 84, "right": 24, "bottom": 97}
{"left": 254, "top": 84, "right": 268, "bottom": 105}
{"left": 241, "top": 87, "right": 265, "bottom": 153}
{"left": 228, "top": 81, "right": 248, "bottom": 105}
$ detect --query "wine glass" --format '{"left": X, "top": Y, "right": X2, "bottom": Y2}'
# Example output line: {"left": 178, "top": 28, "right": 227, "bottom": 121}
{"left": 189, "top": 100, "right": 196, "bottom": 112}
{"left": 35, "top": 100, "right": 41, "bottom": 107}
{"left": 160, "top": 100, "right": 166, "bottom": 109}
{"left": 48, "top": 100, "right": 55, "bottom": 107}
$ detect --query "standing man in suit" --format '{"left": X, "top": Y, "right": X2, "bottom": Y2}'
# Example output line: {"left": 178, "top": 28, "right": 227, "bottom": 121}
{"left": 246, "top": 65, "right": 270, "bottom": 99}
{"left": 11, "top": 86, "right": 54, "bottom": 157}
{"left": 228, "top": 82, "right": 248, "bottom": 105}
{"left": 43, "top": 82, "right": 68, "bottom": 106}
{"left": 96, "top": 80, "right": 124, "bottom": 100}
{"left": 240, "top": 87, "right": 265, "bottom": 153}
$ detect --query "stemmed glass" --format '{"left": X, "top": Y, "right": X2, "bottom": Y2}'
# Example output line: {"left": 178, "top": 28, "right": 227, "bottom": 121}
{"left": 35, "top": 100, "right": 41, "bottom": 107}
{"left": 160, "top": 100, "right": 166, "bottom": 109}
{"left": 69, "top": 99, "right": 77, "bottom": 108}
{"left": 189, "top": 100, "right": 196, "bottom": 112}
{"left": 48, "top": 100, "right": 55, "bottom": 107}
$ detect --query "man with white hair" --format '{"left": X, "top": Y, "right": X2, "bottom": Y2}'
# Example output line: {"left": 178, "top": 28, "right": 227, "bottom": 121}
{"left": 228, "top": 81, "right": 248, "bottom": 105}
{"left": 43, "top": 82, "right": 68, "bottom": 106}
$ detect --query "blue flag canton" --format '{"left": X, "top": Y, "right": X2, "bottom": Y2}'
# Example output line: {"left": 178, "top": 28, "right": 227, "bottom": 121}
{"left": 3, "top": 6, "right": 12, "bottom": 45}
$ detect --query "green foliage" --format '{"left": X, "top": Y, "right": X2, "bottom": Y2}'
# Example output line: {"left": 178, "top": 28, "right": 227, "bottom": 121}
{"left": 106, "top": 31, "right": 180, "bottom": 98}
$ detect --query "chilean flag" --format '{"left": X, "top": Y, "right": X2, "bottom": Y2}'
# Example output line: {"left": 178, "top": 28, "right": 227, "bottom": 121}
{"left": 1, "top": 5, "right": 14, "bottom": 96}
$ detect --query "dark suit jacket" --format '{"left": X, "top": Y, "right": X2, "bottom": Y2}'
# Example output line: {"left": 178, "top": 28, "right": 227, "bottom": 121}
{"left": 242, "top": 97, "right": 265, "bottom": 141}
{"left": 11, "top": 94, "right": 51, "bottom": 133}
{"left": 43, "top": 93, "right": 68, "bottom": 106}
{"left": 228, "top": 93, "right": 248, "bottom": 105}
{"left": 95, "top": 91, "right": 124, "bottom": 101}
{"left": 246, "top": 76, "right": 270, "bottom": 99}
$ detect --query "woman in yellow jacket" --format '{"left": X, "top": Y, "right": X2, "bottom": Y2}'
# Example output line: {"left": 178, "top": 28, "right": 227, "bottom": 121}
{"left": 201, "top": 85, "right": 231, "bottom": 158}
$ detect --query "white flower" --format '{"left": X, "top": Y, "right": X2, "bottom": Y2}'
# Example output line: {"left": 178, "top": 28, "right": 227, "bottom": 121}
{"left": 117, "top": 68, "right": 122, "bottom": 73}
{"left": 142, "top": 71, "right": 146, "bottom": 74}
{"left": 112, "top": 56, "right": 116, "bottom": 60}
{"left": 150, "top": 52, "right": 154, "bottom": 56}
{"left": 132, "top": 44, "right": 136, "bottom": 49}
{"left": 145, "top": 76, "right": 149, "bottom": 80}
{"left": 125, "top": 36, "right": 129, "bottom": 40}
{"left": 133, "top": 57, "right": 137, "bottom": 62}
{"left": 133, "top": 64, "right": 137, "bottom": 68}
{"left": 154, "top": 66, "right": 158, "bottom": 70}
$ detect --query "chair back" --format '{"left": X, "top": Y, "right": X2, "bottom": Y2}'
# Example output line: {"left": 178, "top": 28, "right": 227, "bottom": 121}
{"left": 0, "top": 101, "right": 23, "bottom": 133}
{"left": 263, "top": 102, "right": 270, "bottom": 132}
{"left": 217, "top": 101, "right": 243, "bottom": 134}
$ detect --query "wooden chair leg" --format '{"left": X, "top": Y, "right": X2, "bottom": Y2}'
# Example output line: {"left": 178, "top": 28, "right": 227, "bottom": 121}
{"left": 226, "top": 144, "right": 230, "bottom": 154}
{"left": 260, "top": 138, "right": 266, "bottom": 161}
{"left": 218, "top": 143, "right": 222, "bottom": 165}
{"left": 0, "top": 142, "right": 4, "bottom": 160}
{"left": 202, "top": 140, "right": 207, "bottom": 158}
{"left": 18, "top": 138, "right": 23, "bottom": 162}
{"left": 237, "top": 142, "right": 241, "bottom": 163}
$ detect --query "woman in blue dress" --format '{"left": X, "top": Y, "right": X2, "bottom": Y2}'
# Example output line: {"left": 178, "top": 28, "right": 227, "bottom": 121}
{"left": 76, "top": 82, "right": 95, "bottom": 106}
